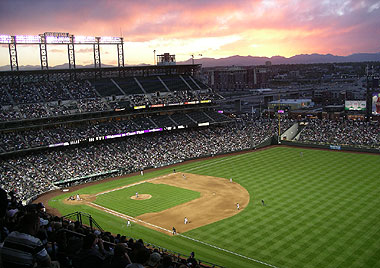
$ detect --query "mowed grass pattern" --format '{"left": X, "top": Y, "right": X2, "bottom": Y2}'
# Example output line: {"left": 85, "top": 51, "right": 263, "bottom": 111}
{"left": 94, "top": 182, "right": 200, "bottom": 217}
{"left": 50, "top": 147, "right": 380, "bottom": 268}
{"left": 180, "top": 147, "right": 380, "bottom": 268}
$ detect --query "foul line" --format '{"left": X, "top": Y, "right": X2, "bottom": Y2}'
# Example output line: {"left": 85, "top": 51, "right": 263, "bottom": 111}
{"left": 98, "top": 153, "right": 248, "bottom": 196}
{"left": 90, "top": 203, "right": 172, "bottom": 234}
{"left": 90, "top": 202, "right": 279, "bottom": 268}
{"left": 179, "top": 234, "right": 279, "bottom": 268}
{"left": 96, "top": 176, "right": 167, "bottom": 196}
{"left": 93, "top": 151, "right": 279, "bottom": 267}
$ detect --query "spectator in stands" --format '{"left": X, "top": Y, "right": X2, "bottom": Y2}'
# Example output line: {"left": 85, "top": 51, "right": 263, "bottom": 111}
{"left": 127, "top": 247, "right": 150, "bottom": 268}
{"left": 187, "top": 252, "right": 197, "bottom": 267}
{"left": 75, "top": 233, "right": 105, "bottom": 268}
{"left": 1, "top": 213, "right": 52, "bottom": 268}
{"left": 103, "top": 243, "right": 131, "bottom": 268}
{"left": 157, "top": 255, "right": 174, "bottom": 268}
{"left": 145, "top": 251, "right": 161, "bottom": 268}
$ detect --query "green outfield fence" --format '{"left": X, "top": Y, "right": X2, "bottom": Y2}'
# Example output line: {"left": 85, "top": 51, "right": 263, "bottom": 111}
{"left": 279, "top": 139, "right": 380, "bottom": 154}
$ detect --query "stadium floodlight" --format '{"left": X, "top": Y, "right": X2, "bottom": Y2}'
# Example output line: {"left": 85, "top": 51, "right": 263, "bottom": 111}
{"left": 99, "top": 36, "right": 122, "bottom": 44}
{"left": 191, "top": 54, "right": 203, "bottom": 65}
{"left": 15, "top": 35, "right": 41, "bottom": 43}
{"left": 74, "top": 36, "right": 96, "bottom": 44}
{"left": 46, "top": 36, "right": 70, "bottom": 44}
{"left": 0, "top": 35, "right": 11, "bottom": 43}
{"left": 1, "top": 32, "right": 125, "bottom": 71}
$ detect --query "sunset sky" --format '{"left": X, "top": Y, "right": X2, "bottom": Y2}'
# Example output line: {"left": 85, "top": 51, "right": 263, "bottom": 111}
{"left": 0, "top": 0, "right": 379, "bottom": 68}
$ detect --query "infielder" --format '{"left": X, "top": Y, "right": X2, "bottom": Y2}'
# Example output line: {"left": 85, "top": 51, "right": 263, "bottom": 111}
{"left": 236, "top": 203, "right": 240, "bottom": 210}
{"left": 184, "top": 217, "right": 188, "bottom": 224}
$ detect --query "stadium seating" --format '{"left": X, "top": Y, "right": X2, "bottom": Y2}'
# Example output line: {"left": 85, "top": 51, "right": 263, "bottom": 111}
{"left": 113, "top": 77, "right": 144, "bottom": 95}
{"left": 169, "top": 113, "right": 196, "bottom": 127}
{"left": 0, "top": 118, "right": 295, "bottom": 201}
{"left": 0, "top": 189, "right": 218, "bottom": 268}
{"left": 298, "top": 119, "right": 380, "bottom": 147}
{"left": 159, "top": 75, "right": 189, "bottom": 92}
{"left": 89, "top": 78, "right": 123, "bottom": 97}
{"left": 0, "top": 75, "right": 219, "bottom": 122}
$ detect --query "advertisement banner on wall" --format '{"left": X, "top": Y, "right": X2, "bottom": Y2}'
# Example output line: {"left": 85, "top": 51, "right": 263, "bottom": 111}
{"left": 344, "top": 100, "right": 366, "bottom": 111}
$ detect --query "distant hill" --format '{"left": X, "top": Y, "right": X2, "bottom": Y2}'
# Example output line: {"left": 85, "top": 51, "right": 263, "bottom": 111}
{"left": 1, "top": 52, "right": 379, "bottom": 71}
{"left": 178, "top": 53, "right": 380, "bottom": 67}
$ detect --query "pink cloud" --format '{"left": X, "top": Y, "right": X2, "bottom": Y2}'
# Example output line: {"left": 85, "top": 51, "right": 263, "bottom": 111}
{"left": 0, "top": 0, "right": 379, "bottom": 58}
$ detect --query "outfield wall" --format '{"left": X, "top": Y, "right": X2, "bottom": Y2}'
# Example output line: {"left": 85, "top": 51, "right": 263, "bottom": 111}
{"left": 279, "top": 140, "right": 380, "bottom": 154}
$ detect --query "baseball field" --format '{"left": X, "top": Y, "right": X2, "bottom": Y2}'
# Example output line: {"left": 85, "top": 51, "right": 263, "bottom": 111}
{"left": 45, "top": 146, "right": 380, "bottom": 268}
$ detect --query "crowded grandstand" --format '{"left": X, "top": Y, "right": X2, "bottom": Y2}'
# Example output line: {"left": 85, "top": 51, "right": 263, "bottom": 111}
{"left": 1, "top": 61, "right": 380, "bottom": 268}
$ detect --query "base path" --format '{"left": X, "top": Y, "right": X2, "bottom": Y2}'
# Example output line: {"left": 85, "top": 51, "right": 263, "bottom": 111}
{"left": 138, "top": 173, "right": 250, "bottom": 233}
{"left": 60, "top": 172, "right": 250, "bottom": 234}
{"left": 35, "top": 146, "right": 272, "bottom": 219}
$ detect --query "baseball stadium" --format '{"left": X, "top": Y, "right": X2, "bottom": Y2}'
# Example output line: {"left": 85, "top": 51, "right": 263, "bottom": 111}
{"left": 0, "top": 33, "right": 380, "bottom": 268}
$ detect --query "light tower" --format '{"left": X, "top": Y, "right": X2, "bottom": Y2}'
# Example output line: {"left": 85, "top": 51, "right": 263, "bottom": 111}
{"left": 191, "top": 54, "right": 202, "bottom": 65}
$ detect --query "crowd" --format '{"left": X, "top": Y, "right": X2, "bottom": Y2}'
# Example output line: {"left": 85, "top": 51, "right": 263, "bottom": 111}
{"left": 2, "top": 116, "right": 380, "bottom": 202}
{"left": 0, "top": 78, "right": 218, "bottom": 122}
{"left": 1, "top": 116, "right": 379, "bottom": 267}
{"left": 0, "top": 188, "right": 206, "bottom": 268}
{"left": 0, "top": 111, "right": 229, "bottom": 152}
{"left": 0, "top": 98, "right": 112, "bottom": 121}
{"left": 0, "top": 118, "right": 293, "bottom": 202}
{"left": 298, "top": 119, "right": 380, "bottom": 147}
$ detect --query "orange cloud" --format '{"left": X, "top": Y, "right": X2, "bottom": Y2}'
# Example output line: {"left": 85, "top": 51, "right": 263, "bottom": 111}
{"left": 0, "top": 0, "right": 379, "bottom": 66}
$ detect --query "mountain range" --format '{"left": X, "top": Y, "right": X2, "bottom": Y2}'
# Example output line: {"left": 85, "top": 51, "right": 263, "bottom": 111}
{"left": 178, "top": 53, "right": 380, "bottom": 67}
{"left": 1, "top": 52, "right": 379, "bottom": 71}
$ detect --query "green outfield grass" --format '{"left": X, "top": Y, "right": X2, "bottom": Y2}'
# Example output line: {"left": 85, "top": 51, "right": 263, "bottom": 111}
{"left": 49, "top": 147, "right": 380, "bottom": 268}
{"left": 94, "top": 182, "right": 200, "bottom": 217}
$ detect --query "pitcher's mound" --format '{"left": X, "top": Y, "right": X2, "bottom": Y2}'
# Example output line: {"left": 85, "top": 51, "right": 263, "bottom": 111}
{"left": 130, "top": 194, "right": 152, "bottom": 200}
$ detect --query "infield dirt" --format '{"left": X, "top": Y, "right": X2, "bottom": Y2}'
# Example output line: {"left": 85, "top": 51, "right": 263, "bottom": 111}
{"left": 59, "top": 172, "right": 250, "bottom": 234}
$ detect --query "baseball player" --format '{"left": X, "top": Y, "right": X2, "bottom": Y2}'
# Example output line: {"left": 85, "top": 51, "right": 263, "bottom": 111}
{"left": 236, "top": 203, "right": 240, "bottom": 210}
{"left": 127, "top": 220, "right": 131, "bottom": 227}
{"left": 136, "top": 192, "right": 139, "bottom": 198}
{"left": 184, "top": 217, "right": 188, "bottom": 224}
{"left": 172, "top": 226, "right": 176, "bottom": 235}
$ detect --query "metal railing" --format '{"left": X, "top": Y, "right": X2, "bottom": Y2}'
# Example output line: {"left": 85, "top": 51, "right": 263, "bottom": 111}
{"left": 61, "top": 211, "right": 104, "bottom": 232}
{"left": 60, "top": 211, "right": 224, "bottom": 268}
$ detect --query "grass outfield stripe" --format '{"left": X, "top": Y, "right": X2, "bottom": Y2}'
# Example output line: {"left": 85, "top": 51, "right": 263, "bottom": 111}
{"left": 50, "top": 147, "right": 380, "bottom": 268}
{"left": 91, "top": 202, "right": 280, "bottom": 268}
{"left": 179, "top": 234, "right": 280, "bottom": 268}
{"left": 184, "top": 153, "right": 248, "bottom": 172}
{"left": 96, "top": 177, "right": 161, "bottom": 196}
{"left": 90, "top": 203, "right": 172, "bottom": 234}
